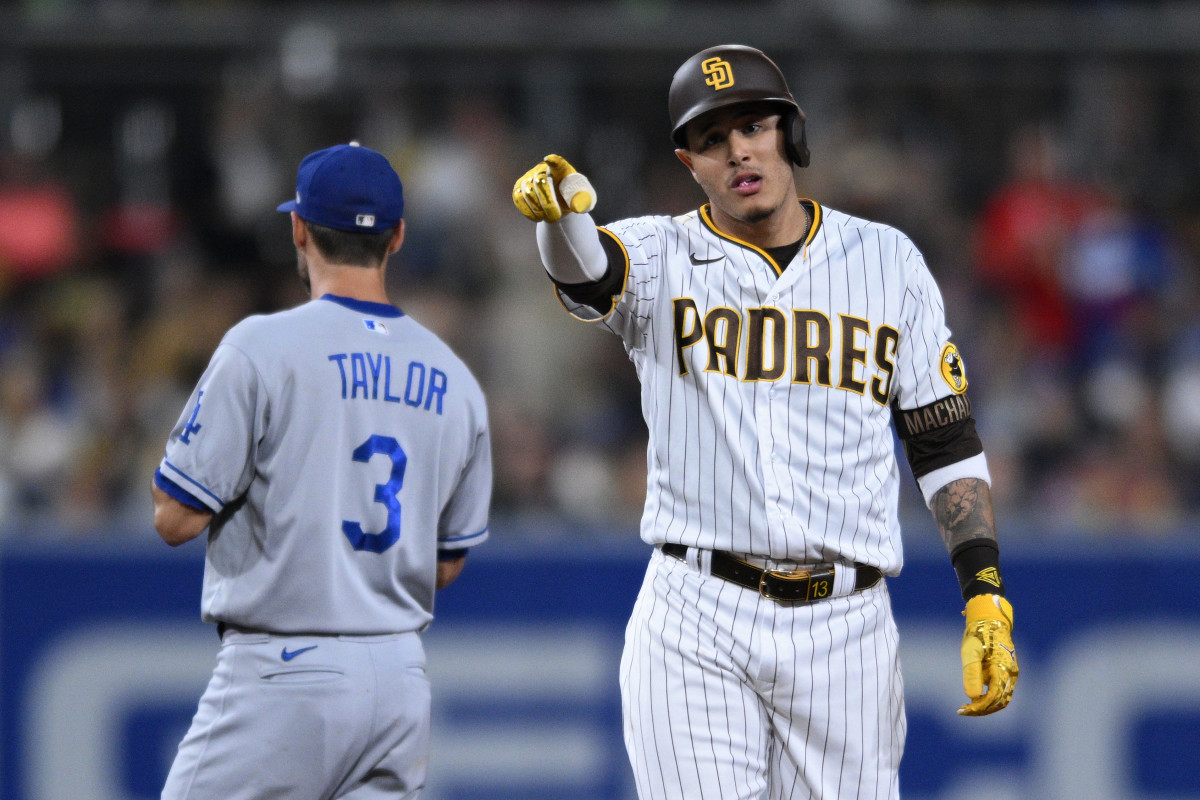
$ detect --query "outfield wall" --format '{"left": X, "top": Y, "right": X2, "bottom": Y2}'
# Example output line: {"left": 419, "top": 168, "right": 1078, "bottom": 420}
{"left": 3, "top": 532, "right": 1198, "bottom": 800}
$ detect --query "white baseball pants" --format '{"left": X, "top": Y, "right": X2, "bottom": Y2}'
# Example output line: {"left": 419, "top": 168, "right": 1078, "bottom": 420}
{"left": 620, "top": 548, "right": 905, "bottom": 800}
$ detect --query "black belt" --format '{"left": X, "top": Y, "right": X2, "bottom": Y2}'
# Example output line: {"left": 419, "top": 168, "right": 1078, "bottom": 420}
{"left": 661, "top": 543, "right": 882, "bottom": 603}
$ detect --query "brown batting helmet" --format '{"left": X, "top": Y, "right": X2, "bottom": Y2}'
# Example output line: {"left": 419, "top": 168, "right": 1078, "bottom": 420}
{"left": 668, "top": 44, "right": 810, "bottom": 167}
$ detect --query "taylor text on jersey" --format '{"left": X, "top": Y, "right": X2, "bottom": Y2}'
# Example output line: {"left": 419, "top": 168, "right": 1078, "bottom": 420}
{"left": 328, "top": 352, "right": 448, "bottom": 414}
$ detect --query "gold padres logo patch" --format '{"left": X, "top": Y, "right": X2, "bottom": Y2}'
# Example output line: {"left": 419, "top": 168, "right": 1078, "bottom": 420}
{"left": 939, "top": 343, "right": 968, "bottom": 394}
{"left": 702, "top": 57, "right": 734, "bottom": 91}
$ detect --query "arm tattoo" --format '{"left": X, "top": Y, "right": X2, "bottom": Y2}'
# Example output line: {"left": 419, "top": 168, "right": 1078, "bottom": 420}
{"left": 931, "top": 477, "right": 997, "bottom": 553}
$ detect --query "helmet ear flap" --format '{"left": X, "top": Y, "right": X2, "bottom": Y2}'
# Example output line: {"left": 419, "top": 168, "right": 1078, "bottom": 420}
{"left": 782, "top": 107, "right": 810, "bottom": 168}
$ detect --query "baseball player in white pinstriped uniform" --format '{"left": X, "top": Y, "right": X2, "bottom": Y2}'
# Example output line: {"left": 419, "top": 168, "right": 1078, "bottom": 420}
{"left": 152, "top": 142, "right": 492, "bottom": 800}
{"left": 513, "top": 45, "right": 1017, "bottom": 799}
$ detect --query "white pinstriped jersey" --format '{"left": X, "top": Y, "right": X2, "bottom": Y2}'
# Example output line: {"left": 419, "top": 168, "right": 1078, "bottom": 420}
{"left": 559, "top": 201, "right": 983, "bottom": 571}
{"left": 158, "top": 295, "right": 491, "bottom": 635}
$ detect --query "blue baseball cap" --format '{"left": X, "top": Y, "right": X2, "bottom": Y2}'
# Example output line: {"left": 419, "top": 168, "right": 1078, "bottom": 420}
{"left": 277, "top": 142, "right": 404, "bottom": 233}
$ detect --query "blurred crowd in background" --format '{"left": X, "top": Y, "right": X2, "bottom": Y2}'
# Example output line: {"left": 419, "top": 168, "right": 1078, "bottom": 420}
{"left": 1, "top": 2, "right": 1199, "bottom": 541}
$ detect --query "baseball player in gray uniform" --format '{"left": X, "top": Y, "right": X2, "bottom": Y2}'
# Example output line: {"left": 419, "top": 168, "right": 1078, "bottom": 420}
{"left": 152, "top": 142, "right": 492, "bottom": 800}
{"left": 513, "top": 45, "right": 1017, "bottom": 799}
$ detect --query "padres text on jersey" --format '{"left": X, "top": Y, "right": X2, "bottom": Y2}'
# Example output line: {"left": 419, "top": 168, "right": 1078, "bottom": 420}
{"left": 672, "top": 298, "right": 900, "bottom": 406}
{"left": 556, "top": 201, "right": 960, "bottom": 568}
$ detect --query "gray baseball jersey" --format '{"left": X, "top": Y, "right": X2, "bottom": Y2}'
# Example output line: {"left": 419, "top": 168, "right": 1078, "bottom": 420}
{"left": 157, "top": 294, "right": 491, "bottom": 635}
{"left": 559, "top": 201, "right": 987, "bottom": 571}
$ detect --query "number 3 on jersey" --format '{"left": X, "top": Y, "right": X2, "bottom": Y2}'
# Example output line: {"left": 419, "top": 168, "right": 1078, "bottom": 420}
{"left": 342, "top": 434, "right": 407, "bottom": 553}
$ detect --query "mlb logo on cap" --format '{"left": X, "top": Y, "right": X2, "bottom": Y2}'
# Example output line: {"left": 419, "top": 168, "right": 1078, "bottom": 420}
{"left": 277, "top": 142, "right": 404, "bottom": 233}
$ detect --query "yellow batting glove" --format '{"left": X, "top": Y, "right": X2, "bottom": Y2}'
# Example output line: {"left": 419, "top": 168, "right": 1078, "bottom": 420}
{"left": 958, "top": 594, "right": 1018, "bottom": 716}
{"left": 512, "top": 154, "right": 596, "bottom": 223}
{"left": 512, "top": 160, "right": 560, "bottom": 222}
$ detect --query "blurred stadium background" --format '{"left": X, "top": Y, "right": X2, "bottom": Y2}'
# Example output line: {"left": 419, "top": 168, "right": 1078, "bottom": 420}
{"left": 1, "top": 1, "right": 1199, "bottom": 799}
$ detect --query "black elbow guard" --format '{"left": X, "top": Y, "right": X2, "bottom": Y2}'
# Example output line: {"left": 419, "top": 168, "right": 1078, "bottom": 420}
{"left": 551, "top": 227, "right": 627, "bottom": 314}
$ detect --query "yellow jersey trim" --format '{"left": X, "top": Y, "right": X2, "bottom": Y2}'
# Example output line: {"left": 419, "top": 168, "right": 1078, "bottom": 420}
{"left": 698, "top": 199, "right": 823, "bottom": 277}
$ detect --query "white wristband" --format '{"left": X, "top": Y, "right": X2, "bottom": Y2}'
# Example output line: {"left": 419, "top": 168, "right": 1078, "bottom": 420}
{"left": 558, "top": 172, "right": 596, "bottom": 213}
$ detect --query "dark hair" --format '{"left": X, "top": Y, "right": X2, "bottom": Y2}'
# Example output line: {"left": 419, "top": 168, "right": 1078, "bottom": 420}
{"left": 306, "top": 221, "right": 396, "bottom": 266}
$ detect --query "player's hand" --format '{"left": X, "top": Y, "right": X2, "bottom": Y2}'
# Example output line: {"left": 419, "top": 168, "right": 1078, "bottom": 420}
{"left": 958, "top": 594, "right": 1018, "bottom": 715}
{"left": 512, "top": 154, "right": 596, "bottom": 223}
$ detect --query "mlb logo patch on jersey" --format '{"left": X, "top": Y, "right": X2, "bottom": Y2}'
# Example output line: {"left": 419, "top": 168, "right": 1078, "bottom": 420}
{"left": 363, "top": 319, "right": 389, "bottom": 335}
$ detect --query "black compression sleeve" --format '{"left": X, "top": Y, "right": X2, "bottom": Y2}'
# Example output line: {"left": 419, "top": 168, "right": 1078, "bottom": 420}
{"left": 892, "top": 394, "right": 983, "bottom": 478}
